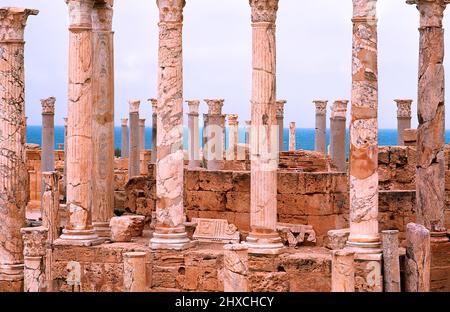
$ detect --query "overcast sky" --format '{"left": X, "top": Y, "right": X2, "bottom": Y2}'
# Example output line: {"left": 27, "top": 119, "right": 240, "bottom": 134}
{"left": 2, "top": 0, "right": 449, "bottom": 129}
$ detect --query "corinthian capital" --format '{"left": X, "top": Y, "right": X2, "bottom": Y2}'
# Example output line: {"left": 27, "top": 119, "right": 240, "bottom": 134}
{"left": 394, "top": 99, "right": 413, "bottom": 119}
{"left": 66, "top": 0, "right": 95, "bottom": 29}
{"left": 157, "top": 0, "right": 186, "bottom": 23}
{"left": 0, "top": 7, "right": 39, "bottom": 42}
{"left": 249, "top": 0, "right": 279, "bottom": 23}
{"left": 407, "top": 0, "right": 449, "bottom": 27}
{"left": 41, "top": 97, "right": 56, "bottom": 115}
{"left": 92, "top": 1, "right": 113, "bottom": 31}
{"left": 204, "top": 99, "right": 224, "bottom": 115}
{"left": 313, "top": 100, "right": 328, "bottom": 115}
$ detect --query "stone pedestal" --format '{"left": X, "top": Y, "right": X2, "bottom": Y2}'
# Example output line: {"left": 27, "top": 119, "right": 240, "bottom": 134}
{"left": 330, "top": 100, "right": 348, "bottom": 172}
{"left": 139, "top": 118, "right": 146, "bottom": 152}
{"left": 313, "top": 100, "right": 328, "bottom": 154}
{"left": 276, "top": 100, "right": 286, "bottom": 152}
{"left": 246, "top": 0, "right": 283, "bottom": 255}
{"left": 289, "top": 122, "right": 296, "bottom": 152}
{"left": 121, "top": 118, "right": 129, "bottom": 158}
{"left": 407, "top": 0, "right": 449, "bottom": 240}
{"left": 347, "top": 0, "right": 381, "bottom": 250}
{"left": 204, "top": 99, "right": 226, "bottom": 170}
{"left": 123, "top": 252, "right": 147, "bottom": 292}
{"left": 223, "top": 244, "right": 248, "bottom": 292}
{"left": 92, "top": 1, "right": 114, "bottom": 239}
{"left": 59, "top": 0, "right": 101, "bottom": 245}
{"left": 128, "top": 100, "right": 140, "bottom": 179}
{"left": 381, "top": 230, "right": 401, "bottom": 292}
{"left": 227, "top": 114, "right": 239, "bottom": 160}
{"left": 405, "top": 223, "right": 431, "bottom": 292}
{"left": 150, "top": 0, "right": 193, "bottom": 250}
{"left": 331, "top": 250, "right": 355, "bottom": 292}
{"left": 187, "top": 100, "right": 201, "bottom": 168}
{"left": 0, "top": 7, "right": 38, "bottom": 289}
{"left": 21, "top": 227, "right": 47, "bottom": 292}
{"left": 394, "top": 99, "right": 412, "bottom": 145}
{"left": 150, "top": 98, "right": 158, "bottom": 164}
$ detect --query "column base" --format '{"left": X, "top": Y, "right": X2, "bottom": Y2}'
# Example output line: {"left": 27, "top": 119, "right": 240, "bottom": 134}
{"left": 150, "top": 225, "right": 196, "bottom": 250}
{"left": 93, "top": 222, "right": 111, "bottom": 238}
{"left": 245, "top": 231, "right": 285, "bottom": 255}
{"left": 55, "top": 228, "right": 105, "bottom": 247}
{"left": 0, "top": 263, "right": 24, "bottom": 281}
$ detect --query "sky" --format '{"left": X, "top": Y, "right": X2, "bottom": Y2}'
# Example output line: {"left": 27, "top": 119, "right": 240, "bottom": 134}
{"left": 1, "top": 0, "right": 448, "bottom": 129}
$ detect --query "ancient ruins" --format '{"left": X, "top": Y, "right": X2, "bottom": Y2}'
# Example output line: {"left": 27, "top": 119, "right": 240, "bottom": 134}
{"left": 0, "top": 0, "right": 450, "bottom": 293}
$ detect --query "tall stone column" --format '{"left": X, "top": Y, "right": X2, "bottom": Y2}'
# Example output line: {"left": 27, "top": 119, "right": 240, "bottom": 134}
{"left": 204, "top": 99, "right": 226, "bottom": 170}
{"left": 121, "top": 118, "right": 129, "bottom": 158}
{"left": 139, "top": 118, "right": 146, "bottom": 151}
{"left": 149, "top": 98, "right": 158, "bottom": 164}
{"left": 41, "top": 97, "right": 56, "bottom": 173}
{"left": 150, "top": 0, "right": 192, "bottom": 250}
{"left": 227, "top": 114, "right": 239, "bottom": 160}
{"left": 313, "top": 100, "right": 328, "bottom": 154}
{"left": 276, "top": 100, "right": 286, "bottom": 152}
{"left": 330, "top": 100, "right": 348, "bottom": 172}
{"left": 58, "top": 0, "right": 101, "bottom": 245}
{"left": 63, "top": 117, "right": 68, "bottom": 195}
{"left": 289, "top": 122, "right": 296, "bottom": 151}
{"left": 187, "top": 100, "right": 201, "bottom": 168}
{"left": 246, "top": 0, "right": 283, "bottom": 254}
{"left": 347, "top": 0, "right": 381, "bottom": 249}
{"left": 394, "top": 99, "right": 412, "bottom": 145}
{"left": 0, "top": 7, "right": 38, "bottom": 290}
{"left": 245, "top": 120, "right": 251, "bottom": 146}
{"left": 128, "top": 100, "right": 140, "bottom": 178}
{"left": 92, "top": 0, "right": 115, "bottom": 238}
{"left": 407, "top": 0, "right": 449, "bottom": 240}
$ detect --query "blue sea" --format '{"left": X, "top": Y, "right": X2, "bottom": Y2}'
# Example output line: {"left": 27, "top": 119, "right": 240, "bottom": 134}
{"left": 26, "top": 126, "right": 450, "bottom": 155}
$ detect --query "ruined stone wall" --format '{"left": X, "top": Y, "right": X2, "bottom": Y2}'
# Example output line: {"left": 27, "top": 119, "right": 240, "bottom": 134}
{"left": 279, "top": 150, "right": 337, "bottom": 172}
{"left": 378, "top": 146, "right": 416, "bottom": 190}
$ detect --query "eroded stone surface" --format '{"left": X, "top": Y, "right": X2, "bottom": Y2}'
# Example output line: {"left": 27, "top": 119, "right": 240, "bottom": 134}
{"left": 405, "top": 223, "right": 431, "bottom": 292}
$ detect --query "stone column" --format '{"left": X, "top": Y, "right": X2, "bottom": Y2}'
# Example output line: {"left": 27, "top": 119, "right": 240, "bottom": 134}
{"left": 149, "top": 98, "right": 158, "bottom": 164}
{"left": 276, "top": 100, "right": 286, "bottom": 152}
{"left": 289, "top": 122, "right": 296, "bottom": 152}
{"left": 223, "top": 244, "right": 248, "bottom": 292}
{"left": 347, "top": 0, "right": 381, "bottom": 250}
{"left": 246, "top": 0, "right": 283, "bottom": 255}
{"left": 245, "top": 120, "right": 251, "bottom": 146}
{"left": 150, "top": 0, "right": 192, "bottom": 250}
{"left": 407, "top": 0, "right": 449, "bottom": 240}
{"left": 41, "top": 97, "right": 56, "bottom": 173}
{"left": 128, "top": 100, "right": 140, "bottom": 178}
{"left": 227, "top": 114, "right": 239, "bottom": 160}
{"left": 63, "top": 117, "right": 68, "bottom": 195}
{"left": 313, "top": 100, "right": 328, "bottom": 154}
{"left": 187, "top": 100, "right": 201, "bottom": 168}
{"left": 204, "top": 99, "right": 226, "bottom": 170}
{"left": 405, "top": 223, "right": 431, "bottom": 292}
{"left": 21, "top": 227, "right": 47, "bottom": 292}
{"left": 330, "top": 100, "right": 348, "bottom": 172}
{"left": 121, "top": 118, "right": 129, "bottom": 158}
{"left": 381, "top": 230, "right": 401, "bottom": 292}
{"left": 58, "top": 0, "right": 101, "bottom": 245}
{"left": 0, "top": 7, "right": 38, "bottom": 290}
{"left": 92, "top": 0, "right": 114, "bottom": 239}
{"left": 331, "top": 250, "right": 355, "bottom": 292}
{"left": 394, "top": 99, "right": 412, "bottom": 145}
{"left": 139, "top": 118, "right": 146, "bottom": 151}
{"left": 123, "top": 252, "right": 147, "bottom": 292}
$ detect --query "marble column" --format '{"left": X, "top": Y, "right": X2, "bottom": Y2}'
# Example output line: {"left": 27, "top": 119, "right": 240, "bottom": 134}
{"left": 187, "top": 100, "right": 201, "bottom": 168}
{"left": 289, "top": 122, "right": 296, "bottom": 152}
{"left": 123, "top": 252, "right": 146, "bottom": 292}
{"left": 63, "top": 117, "right": 68, "bottom": 195}
{"left": 204, "top": 99, "right": 226, "bottom": 170}
{"left": 331, "top": 250, "right": 355, "bottom": 292}
{"left": 150, "top": 0, "right": 192, "bottom": 250}
{"left": 313, "top": 100, "right": 328, "bottom": 154}
{"left": 128, "top": 100, "right": 140, "bottom": 178}
{"left": 139, "top": 118, "right": 146, "bottom": 151}
{"left": 92, "top": 0, "right": 114, "bottom": 238}
{"left": 276, "top": 100, "right": 286, "bottom": 152}
{"left": 149, "top": 98, "right": 158, "bottom": 164}
{"left": 223, "top": 244, "right": 248, "bottom": 292}
{"left": 407, "top": 0, "right": 449, "bottom": 240}
{"left": 121, "top": 118, "right": 129, "bottom": 158}
{"left": 0, "top": 7, "right": 38, "bottom": 288}
{"left": 227, "top": 114, "right": 239, "bottom": 160}
{"left": 21, "top": 227, "right": 47, "bottom": 292}
{"left": 330, "top": 100, "right": 348, "bottom": 172}
{"left": 246, "top": 0, "right": 283, "bottom": 255}
{"left": 347, "top": 0, "right": 381, "bottom": 249}
{"left": 381, "top": 230, "right": 401, "bottom": 292}
{"left": 58, "top": 0, "right": 101, "bottom": 245}
{"left": 41, "top": 97, "right": 56, "bottom": 173}
{"left": 394, "top": 99, "right": 412, "bottom": 145}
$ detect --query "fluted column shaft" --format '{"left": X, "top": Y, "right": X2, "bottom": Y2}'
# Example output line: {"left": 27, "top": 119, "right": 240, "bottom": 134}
{"left": 204, "top": 99, "right": 225, "bottom": 169}
{"left": 0, "top": 7, "right": 38, "bottom": 287}
{"left": 121, "top": 118, "right": 129, "bottom": 158}
{"left": 348, "top": 0, "right": 380, "bottom": 248}
{"left": 187, "top": 100, "right": 200, "bottom": 168}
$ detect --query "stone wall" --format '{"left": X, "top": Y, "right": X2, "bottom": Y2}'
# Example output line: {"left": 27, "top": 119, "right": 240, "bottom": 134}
{"left": 378, "top": 146, "right": 416, "bottom": 191}
{"left": 279, "top": 150, "right": 337, "bottom": 172}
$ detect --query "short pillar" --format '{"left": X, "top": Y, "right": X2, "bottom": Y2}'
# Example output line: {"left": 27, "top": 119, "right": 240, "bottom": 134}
{"left": 405, "top": 223, "right": 431, "bottom": 292}
{"left": 123, "top": 252, "right": 147, "bottom": 292}
{"left": 381, "top": 230, "right": 401, "bottom": 292}
{"left": 21, "top": 227, "right": 48, "bottom": 292}
{"left": 331, "top": 250, "right": 355, "bottom": 292}
{"left": 223, "top": 244, "right": 248, "bottom": 292}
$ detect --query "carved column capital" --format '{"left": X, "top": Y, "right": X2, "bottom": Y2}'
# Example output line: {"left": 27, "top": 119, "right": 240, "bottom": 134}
{"left": 0, "top": 8, "right": 39, "bottom": 42}
{"left": 66, "top": 0, "right": 95, "bottom": 29}
{"left": 157, "top": 0, "right": 186, "bottom": 23}
{"left": 121, "top": 118, "right": 128, "bottom": 127}
{"left": 407, "top": 0, "right": 449, "bottom": 27}
{"left": 227, "top": 114, "right": 239, "bottom": 126}
{"left": 92, "top": 1, "right": 113, "bottom": 31}
{"left": 249, "top": 0, "right": 279, "bottom": 23}
{"left": 204, "top": 99, "right": 224, "bottom": 115}
{"left": 138, "top": 119, "right": 146, "bottom": 127}
{"left": 129, "top": 100, "right": 140, "bottom": 114}
{"left": 276, "top": 100, "right": 286, "bottom": 117}
{"left": 149, "top": 98, "right": 158, "bottom": 110}
{"left": 41, "top": 97, "right": 56, "bottom": 115}
{"left": 313, "top": 100, "right": 328, "bottom": 115}
{"left": 394, "top": 99, "right": 413, "bottom": 118}
{"left": 331, "top": 100, "right": 349, "bottom": 119}
{"left": 186, "top": 100, "right": 200, "bottom": 114}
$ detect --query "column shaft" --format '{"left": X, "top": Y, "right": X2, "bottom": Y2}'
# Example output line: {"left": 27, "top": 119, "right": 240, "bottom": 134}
{"left": 150, "top": 99, "right": 158, "bottom": 164}
{"left": 276, "top": 100, "right": 286, "bottom": 152}
{"left": 128, "top": 101, "right": 140, "bottom": 178}
{"left": 314, "top": 100, "right": 328, "bottom": 154}
{"left": 121, "top": 118, "right": 129, "bottom": 158}
{"left": 289, "top": 122, "right": 296, "bottom": 151}
{"left": 187, "top": 100, "right": 200, "bottom": 168}
{"left": 330, "top": 100, "right": 348, "bottom": 172}
{"left": 41, "top": 97, "right": 56, "bottom": 173}
{"left": 227, "top": 114, "right": 239, "bottom": 161}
